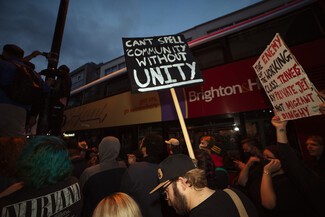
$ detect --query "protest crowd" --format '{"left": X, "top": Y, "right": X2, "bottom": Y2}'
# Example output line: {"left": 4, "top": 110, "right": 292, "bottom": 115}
{"left": 1, "top": 109, "right": 325, "bottom": 217}
{"left": 1, "top": 2, "right": 325, "bottom": 215}
{"left": 0, "top": 41, "right": 324, "bottom": 217}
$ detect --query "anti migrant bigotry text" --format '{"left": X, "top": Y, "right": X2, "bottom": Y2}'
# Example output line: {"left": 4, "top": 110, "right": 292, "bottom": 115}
{"left": 253, "top": 33, "right": 322, "bottom": 121}
{"left": 122, "top": 34, "right": 203, "bottom": 92}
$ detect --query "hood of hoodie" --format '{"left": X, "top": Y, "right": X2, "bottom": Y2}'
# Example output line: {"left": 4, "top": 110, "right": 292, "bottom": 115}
{"left": 99, "top": 136, "right": 120, "bottom": 163}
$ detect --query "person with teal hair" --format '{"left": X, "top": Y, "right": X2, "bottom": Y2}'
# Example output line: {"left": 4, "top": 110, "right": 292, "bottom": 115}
{"left": 0, "top": 136, "right": 82, "bottom": 216}
{"left": 16, "top": 136, "right": 72, "bottom": 188}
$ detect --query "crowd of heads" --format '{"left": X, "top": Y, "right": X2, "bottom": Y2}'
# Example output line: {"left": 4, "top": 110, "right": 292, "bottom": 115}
{"left": 1, "top": 114, "right": 325, "bottom": 217}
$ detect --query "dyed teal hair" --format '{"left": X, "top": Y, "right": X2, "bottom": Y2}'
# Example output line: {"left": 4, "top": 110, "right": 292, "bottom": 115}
{"left": 17, "top": 136, "right": 72, "bottom": 188}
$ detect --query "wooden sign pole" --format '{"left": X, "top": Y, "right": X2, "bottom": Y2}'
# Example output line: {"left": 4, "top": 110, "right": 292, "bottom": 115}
{"left": 170, "top": 88, "right": 195, "bottom": 159}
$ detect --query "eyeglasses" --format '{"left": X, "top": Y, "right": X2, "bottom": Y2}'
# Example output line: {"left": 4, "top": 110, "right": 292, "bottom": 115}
{"left": 161, "top": 179, "right": 177, "bottom": 200}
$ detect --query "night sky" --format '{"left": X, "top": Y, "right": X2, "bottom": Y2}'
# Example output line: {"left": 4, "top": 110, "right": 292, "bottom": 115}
{"left": 0, "top": 0, "right": 261, "bottom": 72}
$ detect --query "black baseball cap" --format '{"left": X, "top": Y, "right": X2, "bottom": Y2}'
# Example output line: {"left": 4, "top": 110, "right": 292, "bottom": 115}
{"left": 150, "top": 154, "right": 196, "bottom": 194}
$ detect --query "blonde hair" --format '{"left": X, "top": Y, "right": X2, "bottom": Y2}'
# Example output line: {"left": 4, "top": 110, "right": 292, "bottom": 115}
{"left": 92, "top": 192, "right": 142, "bottom": 217}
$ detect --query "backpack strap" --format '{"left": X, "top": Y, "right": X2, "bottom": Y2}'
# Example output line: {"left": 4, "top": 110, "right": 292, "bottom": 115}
{"left": 223, "top": 188, "right": 249, "bottom": 217}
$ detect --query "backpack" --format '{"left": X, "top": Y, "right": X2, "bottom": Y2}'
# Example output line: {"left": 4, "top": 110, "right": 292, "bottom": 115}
{"left": 4, "top": 61, "right": 43, "bottom": 105}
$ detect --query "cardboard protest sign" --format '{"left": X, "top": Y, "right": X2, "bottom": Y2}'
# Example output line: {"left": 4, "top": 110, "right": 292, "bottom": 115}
{"left": 122, "top": 34, "right": 203, "bottom": 92}
{"left": 253, "top": 33, "right": 322, "bottom": 121}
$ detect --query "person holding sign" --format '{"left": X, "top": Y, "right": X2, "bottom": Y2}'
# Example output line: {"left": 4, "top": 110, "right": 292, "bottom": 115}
{"left": 234, "top": 135, "right": 315, "bottom": 217}
{"left": 271, "top": 116, "right": 325, "bottom": 217}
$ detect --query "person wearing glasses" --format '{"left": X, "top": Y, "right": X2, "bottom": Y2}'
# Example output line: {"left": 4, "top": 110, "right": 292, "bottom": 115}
{"left": 150, "top": 154, "right": 257, "bottom": 217}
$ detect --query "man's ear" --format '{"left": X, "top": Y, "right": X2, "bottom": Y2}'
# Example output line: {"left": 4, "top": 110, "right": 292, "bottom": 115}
{"left": 178, "top": 177, "right": 189, "bottom": 191}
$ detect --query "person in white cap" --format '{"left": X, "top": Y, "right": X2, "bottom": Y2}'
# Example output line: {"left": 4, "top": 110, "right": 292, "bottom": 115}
{"left": 150, "top": 154, "right": 258, "bottom": 217}
{"left": 165, "top": 138, "right": 185, "bottom": 155}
